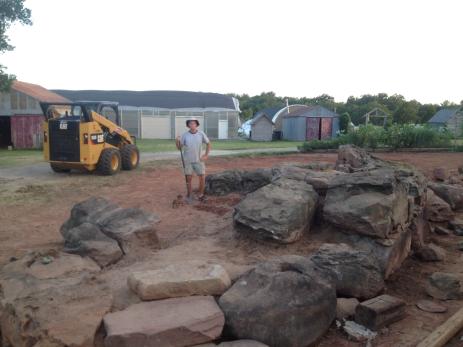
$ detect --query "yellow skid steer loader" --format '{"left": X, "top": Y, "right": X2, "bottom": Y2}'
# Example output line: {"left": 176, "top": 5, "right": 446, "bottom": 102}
{"left": 40, "top": 101, "right": 139, "bottom": 175}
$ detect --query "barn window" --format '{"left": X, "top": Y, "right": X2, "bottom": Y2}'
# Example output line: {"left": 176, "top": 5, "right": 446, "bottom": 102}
{"left": 27, "top": 96, "right": 38, "bottom": 110}
{"left": 19, "top": 92, "right": 27, "bottom": 109}
{"left": 10, "top": 91, "right": 18, "bottom": 109}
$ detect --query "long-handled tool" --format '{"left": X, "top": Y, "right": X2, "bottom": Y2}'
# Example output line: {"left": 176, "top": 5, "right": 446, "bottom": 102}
{"left": 178, "top": 147, "right": 191, "bottom": 203}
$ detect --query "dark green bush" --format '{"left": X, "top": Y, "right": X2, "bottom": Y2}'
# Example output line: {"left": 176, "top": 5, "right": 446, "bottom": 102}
{"left": 299, "top": 124, "right": 452, "bottom": 152}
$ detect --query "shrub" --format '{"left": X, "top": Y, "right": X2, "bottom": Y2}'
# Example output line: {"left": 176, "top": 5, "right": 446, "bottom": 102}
{"left": 299, "top": 124, "right": 452, "bottom": 152}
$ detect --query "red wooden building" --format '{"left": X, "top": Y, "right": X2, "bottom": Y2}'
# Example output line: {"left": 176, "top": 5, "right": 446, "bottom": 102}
{"left": 0, "top": 81, "right": 69, "bottom": 149}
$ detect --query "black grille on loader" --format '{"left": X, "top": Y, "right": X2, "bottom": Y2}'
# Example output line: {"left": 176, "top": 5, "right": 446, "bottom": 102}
{"left": 48, "top": 119, "right": 80, "bottom": 162}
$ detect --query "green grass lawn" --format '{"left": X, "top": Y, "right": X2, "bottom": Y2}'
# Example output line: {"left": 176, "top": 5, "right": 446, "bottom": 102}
{"left": 136, "top": 139, "right": 303, "bottom": 152}
{"left": 0, "top": 140, "right": 303, "bottom": 168}
{"left": 0, "top": 149, "right": 43, "bottom": 167}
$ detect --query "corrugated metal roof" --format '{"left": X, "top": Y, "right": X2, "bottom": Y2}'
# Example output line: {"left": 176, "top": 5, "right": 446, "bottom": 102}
{"left": 428, "top": 108, "right": 460, "bottom": 124}
{"left": 283, "top": 105, "right": 339, "bottom": 118}
{"left": 52, "top": 89, "right": 239, "bottom": 110}
{"left": 12, "top": 81, "right": 70, "bottom": 103}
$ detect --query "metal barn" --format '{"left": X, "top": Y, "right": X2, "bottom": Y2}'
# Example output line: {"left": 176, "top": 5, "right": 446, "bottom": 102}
{"left": 53, "top": 90, "right": 241, "bottom": 140}
{"left": 282, "top": 105, "right": 339, "bottom": 141}
{"left": 0, "top": 81, "right": 70, "bottom": 149}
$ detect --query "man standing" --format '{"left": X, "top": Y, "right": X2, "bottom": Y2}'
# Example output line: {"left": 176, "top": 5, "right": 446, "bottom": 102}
{"left": 176, "top": 117, "right": 211, "bottom": 202}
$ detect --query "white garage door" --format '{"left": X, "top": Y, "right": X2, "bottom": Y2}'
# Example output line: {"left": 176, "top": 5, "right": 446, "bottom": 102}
{"left": 141, "top": 116, "right": 171, "bottom": 139}
{"left": 175, "top": 116, "right": 204, "bottom": 137}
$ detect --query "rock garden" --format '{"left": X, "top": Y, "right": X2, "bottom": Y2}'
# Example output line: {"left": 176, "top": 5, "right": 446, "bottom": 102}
{"left": 1, "top": 146, "right": 463, "bottom": 346}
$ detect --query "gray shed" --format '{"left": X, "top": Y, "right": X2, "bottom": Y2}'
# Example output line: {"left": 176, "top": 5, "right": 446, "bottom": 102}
{"left": 282, "top": 105, "right": 339, "bottom": 141}
{"left": 428, "top": 108, "right": 463, "bottom": 136}
{"left": 250, "top": 113, "right": 274, "bottom": 141}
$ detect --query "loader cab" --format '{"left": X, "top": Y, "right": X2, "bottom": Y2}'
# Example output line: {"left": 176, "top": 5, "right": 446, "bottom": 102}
{"left": 40, "top": 101, "right": 120, "bottom": 125}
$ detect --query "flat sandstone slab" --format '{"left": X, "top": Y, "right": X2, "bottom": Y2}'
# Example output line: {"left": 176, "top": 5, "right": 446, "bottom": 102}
{"left": 128, "top": 262, "right": 231, "bottom": 300}
{"left": 103, "top": 296, "right": 224, "bottom": 347}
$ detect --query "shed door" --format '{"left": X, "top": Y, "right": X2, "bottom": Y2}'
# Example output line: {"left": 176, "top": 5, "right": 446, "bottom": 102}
{"left": 320, "top": 118, "right": 333, "bottom": 139}
{"left": 141, "top": 116, "right": 171, "bottom": 139}
{"left": 218, "top": 120, "right": 228, "bottom": 139}
{"left": 306, "top": 117, "right": 320, "bottom": 140}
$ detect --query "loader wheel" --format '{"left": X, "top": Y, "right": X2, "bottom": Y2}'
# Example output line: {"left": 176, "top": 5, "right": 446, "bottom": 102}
{"left": 97, "top": 148, "right": 121, "bottom": 175}
{"left": 121, "top": 144, "right": 140, "bottom": 170}
{"left": 50, "top": 163, "right": 71, "bottom": 173}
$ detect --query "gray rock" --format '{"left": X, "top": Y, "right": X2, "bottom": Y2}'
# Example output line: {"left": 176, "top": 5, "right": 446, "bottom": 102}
{"left": 425, "top": 272, "right": 463, "bottom": 300}
{"left": 434, "top": 225, "right": 452, "bottom": 236}
{"left": 449, "top": 219, "right": 463, "bottom": 236}
{"left": 272, "top": 165, "right": 343, "bottom": 194}
{"left": 218, "top": 256, "right": 336, "bottom": 347}
{"left": 336, "top": 144, "right": 376, "bottom": 169}
{"left": 205, "top": 169, "right": 273, "bottom": 196}
{"left": 323, "top": 168, "right": 409, "bottom": 239}
{"left": 98, "top": 207, "right": 160, "bottom": 253}
{"left": 433, "top": 167, "right": 448, "bottom": 182}
{"left": 196, "top": 341, "right": 269, "bottom": 347}
{"left": 60, "top": 197, "right": 160, "bottom": 260}
{"left": 233, "top": 178, "right": 319, "bottom": 243}
{"left": 424, "top": 190, "right": 454, "bottom": 222}
{"left": 311, "top": 243, "right": 385, "bottom": 299}
{"left": 62, "top": 222, "right": 123, "bottom": 267}
{"left": 355, "top": 294, "right": 406, "bottom": 330}
{"left": 428, "top": 183, "right": 463, "bottom": 211}
{"left": 415, "top": 243, "right": 446, "bottom": 262}
{"left": 317, "top": 226, "right": 412, "bottom": 279}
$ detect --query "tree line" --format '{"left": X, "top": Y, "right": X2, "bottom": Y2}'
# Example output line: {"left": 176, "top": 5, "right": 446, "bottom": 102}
{"left": 230, "top": 92, "right": 463, "bottom": 125}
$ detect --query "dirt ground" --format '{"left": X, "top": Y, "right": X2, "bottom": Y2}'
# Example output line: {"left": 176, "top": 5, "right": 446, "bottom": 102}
{"left": 1, "top": 151, "right": 463, "bottom": 346}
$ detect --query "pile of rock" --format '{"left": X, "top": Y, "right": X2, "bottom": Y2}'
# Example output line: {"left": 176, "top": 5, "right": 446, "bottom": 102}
{"left": 60, "top": 196, "right": 160, "bottom": 266}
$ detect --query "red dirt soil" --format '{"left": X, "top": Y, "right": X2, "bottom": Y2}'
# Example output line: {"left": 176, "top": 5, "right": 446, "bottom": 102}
{"left": 1, "top": 151, "right": 463, "bottom": 346}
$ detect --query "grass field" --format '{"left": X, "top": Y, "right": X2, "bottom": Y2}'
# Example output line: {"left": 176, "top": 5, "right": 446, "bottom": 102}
{"left": 0, "top": 149, "right": 43, "bottom": 167}
{"left": 136, "top": 139, "right": 303, "bottom": 152}
{"left": 0, "top": 140, "right": 303, "bottom": 168}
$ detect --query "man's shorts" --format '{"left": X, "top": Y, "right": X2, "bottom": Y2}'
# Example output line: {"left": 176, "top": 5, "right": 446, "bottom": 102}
{"left": 184, "top": 162, "right": 206, "bottom": 176}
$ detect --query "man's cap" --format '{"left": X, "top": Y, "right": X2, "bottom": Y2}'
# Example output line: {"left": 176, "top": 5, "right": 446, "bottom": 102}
{"left": 186, "top": 117, "right": 200, "bottom": 127}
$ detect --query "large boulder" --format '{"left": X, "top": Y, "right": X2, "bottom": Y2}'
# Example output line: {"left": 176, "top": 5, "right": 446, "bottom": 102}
{"left": 424, "top": 190, "right": 455, "bottom": 222}
{"left": 128, "top": 262, "right": 231, "bottom": 300}
{"left": 310, "top": 243, "right": 385, "bottom": 299}
{"left": 205, "top": 169, "right": 272, "bottom": 196}
{"left": 197, "top": 341, "right": 269, "bottom": 347}
{"left": 103, "top": 296, "right": 224, "bottom": 347}
{"left": 336, "top": 144, "right": 376, "bottom": 170}
{"left": 272, "top": 164, "right": 344, "bottom": 194}
{"left": 233, "top": 178, "right": 319, "bottom": 243}
{"left": 0, "top": 252, "right": 112, "bottom": 347}
{"left": 317, "top": 226, "right": 412, "bottom": 279}
{"left": 218, "top": 256, "right": 336, "bottom": 347}
{"left": 425, "top": 272, "right": 463, "bottom": 300}
{"left": 323, "top": 168, "right": 409, "bottom": 239}
{"left": 62, "top": 222, "right": 123, "bottom": 267}
{"left": 60, "top": 197, "right": 160, "bottom": 262}
{"left": 428, "top": 182, "right": 463, "bottom": 211}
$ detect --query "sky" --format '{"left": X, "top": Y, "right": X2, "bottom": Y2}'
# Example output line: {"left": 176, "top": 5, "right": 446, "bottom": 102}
{"left": 2, "top": 0, "right": 462, "bottom": 104}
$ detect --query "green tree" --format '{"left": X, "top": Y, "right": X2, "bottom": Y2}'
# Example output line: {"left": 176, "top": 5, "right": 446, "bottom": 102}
{"left": 393, "top": 100, "right": 420, "bottom": 124}
{"left": 0, "top": 0, "right": 32, "bottom": 91}
{"left": 339, "top": 112, "right": 351, "bottom": 133}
